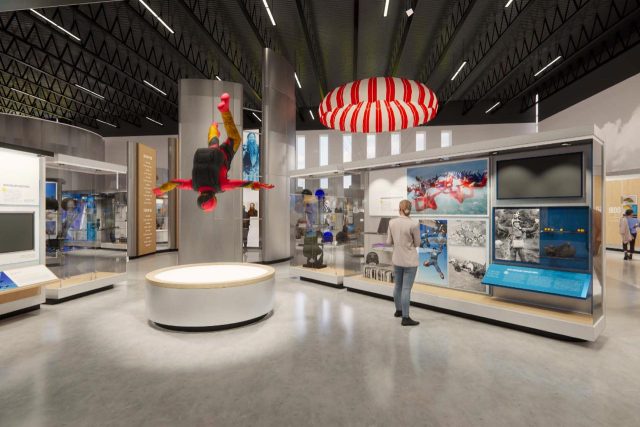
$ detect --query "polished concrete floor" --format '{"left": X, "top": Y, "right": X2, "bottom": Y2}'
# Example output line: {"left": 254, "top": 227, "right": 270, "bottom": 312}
{"left": 1, "top": 252, "right": 639, "bottom": 427}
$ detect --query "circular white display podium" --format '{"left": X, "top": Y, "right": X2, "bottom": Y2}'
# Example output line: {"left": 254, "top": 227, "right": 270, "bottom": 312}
{"left": 145, "top": 263, "right": 275, "bottom": 331}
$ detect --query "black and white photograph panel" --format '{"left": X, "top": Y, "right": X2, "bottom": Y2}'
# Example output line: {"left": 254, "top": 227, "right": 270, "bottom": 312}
{"left": 494, "top": 208, "right": 540, "bottom": 264}
{"left": 448, "top": 219, "right": 488, "bottom": 293}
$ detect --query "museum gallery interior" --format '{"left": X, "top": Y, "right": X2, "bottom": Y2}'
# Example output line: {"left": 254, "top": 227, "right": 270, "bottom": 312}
{"left": 0, "top": 1, "right": 639, "bottom": 426}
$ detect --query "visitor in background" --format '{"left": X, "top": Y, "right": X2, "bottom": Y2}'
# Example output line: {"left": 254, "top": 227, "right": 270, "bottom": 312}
{"left": 242, "top": 205, "right": 250, "bottom": 252}
{"left": 621, "top": 208, "right": 639, "bottom": 260}
{"left": 248, "top": 202, "right": 258, "bottom": 218}
{"left": 387, "top": 199, "right": 421, "bottom": 326}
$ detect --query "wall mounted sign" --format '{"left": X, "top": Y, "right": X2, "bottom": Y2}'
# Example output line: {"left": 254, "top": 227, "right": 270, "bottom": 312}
{"left": 137, "top": 144, "right": 157, "bottom": 256}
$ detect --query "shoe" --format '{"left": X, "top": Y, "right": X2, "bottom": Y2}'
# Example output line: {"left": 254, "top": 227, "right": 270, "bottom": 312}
{"left": 394, "top": 310, "right": 402, "bottom": 318}
{"left": 401, "top": 317, "right": 420, "bottom": 326}
{"left": 439, "top": 272, "right": 445, "bottom": 280}
{"left": 624, "top": 255, "right": 629, "bottom": 260}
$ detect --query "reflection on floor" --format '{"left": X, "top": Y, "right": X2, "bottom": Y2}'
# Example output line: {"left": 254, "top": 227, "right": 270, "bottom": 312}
{"left": 0, "top": 251, "right": 639, "bottom": 426}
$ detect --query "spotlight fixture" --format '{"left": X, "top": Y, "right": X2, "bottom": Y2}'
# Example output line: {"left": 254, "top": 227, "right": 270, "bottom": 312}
{"left": 294, "top": 72, "right": 302, "bottom": 89}
{"left": 30, "top": 9, "right": 80, "bottom": 41}
{"left": 406, "top": 8, "right": 414, "bottom": 17}
{"left": 534, "top": 56, "right": 562, "bottom": 77}
{"left": 143, "top": 80, "right": 167, "bottom": 96}
{"left": 96, "top": 119, "right": 117, "bottom": 128}
{"left": 262, "top": 0, "right": 276, "bottom": 26}
{"left": 451, "top": 61, "right": 467, "bottom": 81}
{"left": 485, "top": 101, "right": 501, "bottom": 114}
{"left": 505, "top": 0, "right": 515, "bottom": 7}
{"left": 252, "top": 112, "right": 262, "bottom": 122}
{"left": 138, "top": 0, "right": 174, "bottom": 34}
{"left": 492, "top": 151, "right": 498, "bottom": 155}
{"left": 74, "top": 84, "right": 105, "bottom": 99}
{"left": 561, "top": 142, "right": 571, "bottom": 146}
{"left": 309, "top": 110, "right": 315, "bottom": 120}
{"left": 383, "top": 0, "right": 390, "bottom": 17}
{"left": 145, "top": 116, "right": 164, "bottom": 126}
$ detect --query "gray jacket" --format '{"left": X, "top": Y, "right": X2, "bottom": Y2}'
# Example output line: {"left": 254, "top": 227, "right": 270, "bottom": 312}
{"left": 387, "top": 216, "right": 421, "bottom": 267}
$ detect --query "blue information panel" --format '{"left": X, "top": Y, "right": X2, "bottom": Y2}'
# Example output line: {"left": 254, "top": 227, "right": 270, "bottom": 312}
{"left": 482, "top": 264, "right": 591, "bottom": 299}
{"left": 0, "top": 272, "right": 18, "bottom": 291}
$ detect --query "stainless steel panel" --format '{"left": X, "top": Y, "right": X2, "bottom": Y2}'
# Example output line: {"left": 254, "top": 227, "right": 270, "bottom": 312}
{"left": 178, "top": 79, "right": 243, "bottom": 264}
{"left": 261, "top": 49, "right": 296, "bottom": 262}
{"left": 168, "top": 137, "right": 178, "bottom": 251}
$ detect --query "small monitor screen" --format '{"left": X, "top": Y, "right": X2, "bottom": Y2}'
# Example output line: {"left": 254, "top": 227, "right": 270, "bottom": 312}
{"left": 496, "top": 152, "right": 583, "bottom": 199}
{"left": 0, "top": 213, "right": 35, "bottom": 253}
{"left": 377, "top": 217, "right": 391, "bottom": 235}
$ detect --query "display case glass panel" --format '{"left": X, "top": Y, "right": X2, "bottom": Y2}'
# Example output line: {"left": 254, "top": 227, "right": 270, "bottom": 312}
{"left": 45, "top": 162, "right": 127, "bottom": 289}
{"left": 290, "top": 174, "right": 365, "bottom": 280}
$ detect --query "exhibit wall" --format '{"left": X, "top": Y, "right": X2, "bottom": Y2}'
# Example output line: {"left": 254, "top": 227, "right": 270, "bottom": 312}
{"left": 296, "top": 122, "right": 536, "bottom": 170}
{"left": 604, "top": 176, "right": 640, "bottom": 248}
{"left": 540, "top": 72, "right": 640, "bottom": 174}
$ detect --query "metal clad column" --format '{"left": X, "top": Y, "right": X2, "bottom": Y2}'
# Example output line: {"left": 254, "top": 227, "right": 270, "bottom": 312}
{"left": 178, "top": 79, "right": 244, "bottom": 264}
{"left": 261, "top": 49, "right": 296, "bottom": 262}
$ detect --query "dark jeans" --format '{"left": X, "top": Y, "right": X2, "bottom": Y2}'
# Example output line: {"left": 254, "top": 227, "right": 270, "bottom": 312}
{"left": 393, "top": 266, "right": 417, "bottom": 318}
{"left": 623, "top": 235, "right": 636, "bottom": 258}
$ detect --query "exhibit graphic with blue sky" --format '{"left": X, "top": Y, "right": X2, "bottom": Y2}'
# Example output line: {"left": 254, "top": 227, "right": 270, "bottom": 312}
{"left": 407, "top": 159, "right": 488, "bottom": 216}
{"left": 416, "top": 219, "right": 448, "bottom": 286}
{"left": 242, "top": 130, "right": 260, "bottom": 182}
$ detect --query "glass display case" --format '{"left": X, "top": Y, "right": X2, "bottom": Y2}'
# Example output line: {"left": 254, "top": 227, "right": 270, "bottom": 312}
{"left": 45, "top": 155, "right": 128, "bottom": 301}
{"left": 290, "top": 174, "right": 365, "bottom": 286}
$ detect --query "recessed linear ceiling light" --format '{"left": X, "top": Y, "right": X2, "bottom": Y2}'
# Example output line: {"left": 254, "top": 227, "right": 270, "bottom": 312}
{"left": 383, "top": 0, "right": 390, "bottom": 17}
{"left": 406, "top": 8, "right": 414, "bottom": 17}
{"left": 146, "top": 116, "right": 164, "bottom": 126}
{"left": 74, "top": 84, "right": 105, "bottom": 99}
{"left": 309, "top": 110, "right": 315, "bottom": 120}
{"left": 96, "top": 119, "right": 117, "bottom": 128}
{"left": 11, "top": 88, "right": 46, "bottom": 103}
{"left": 30, "top": 9, "right": 80, "bottom": 41}
{"left": 215, "top": 75, "right": 222, "bottom": 81}
{"left": 252, "top": 112, "right": 262, "bottom": 122}
{"left": 294, "top": 72, "right": 302, "bottom": 89}
{"left": 534, "top": 55, "right": 562, "bottom": 77}
{"left": 262, "top": 0, "right": 276, "bottom": 26}
{"left": 485, "top": 101, "right": 501, "bottom": 114}
{"left": 143, "top": 79, "right": 167, "bottom": 96}
{"left": 138, "top": 0, "right": 174, "bottom": 34}
{"left": 451, "top": 61, "right": 467, "bottom": 81}
{"left": 505, "top": 0, "right": 515, "bottom": 7}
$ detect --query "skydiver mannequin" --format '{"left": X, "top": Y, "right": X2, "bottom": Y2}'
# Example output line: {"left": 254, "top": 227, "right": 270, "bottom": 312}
{"left": 153, "top": 93, "right": 274, "bottom": 211}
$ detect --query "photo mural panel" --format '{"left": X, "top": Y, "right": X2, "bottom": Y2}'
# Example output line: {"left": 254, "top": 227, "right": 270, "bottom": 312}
{"left": 494, "top": 208, "right": 540, "bottom": 264}
{"left": 242, "top": 130, "right": 260, "bottom": 182}
{"left": 407, "top": 159, "right": 488, "bottom": 216}
{"left": 448, "top": 219, "right": 488, "bottom": 293}
{"left": 416, "top": 219, "right": 448, "bottom": 286}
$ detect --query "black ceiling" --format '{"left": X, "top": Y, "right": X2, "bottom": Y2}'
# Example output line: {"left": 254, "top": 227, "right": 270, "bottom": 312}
{"left": 0, "top": 0, "right": 638, "bottom": 137}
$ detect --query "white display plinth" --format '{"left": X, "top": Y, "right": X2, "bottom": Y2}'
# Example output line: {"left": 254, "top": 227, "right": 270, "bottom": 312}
{"left": 145, "top": 263, "right": 275, "bottom": 330}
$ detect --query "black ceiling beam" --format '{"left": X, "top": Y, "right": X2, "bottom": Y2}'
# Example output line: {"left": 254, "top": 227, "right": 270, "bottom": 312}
{"left": 175, "top": 0, "right": 262, "bottom": 106}
{"left": 507, "top": 1, "right": 640, "bottom": 110}
{"left": 462, "top": 0, "right": 594, "bottom": 114}
{"left": 0, "top": 0, "right": 120, "bottom": 12}
{"left": 353, "top": 0, "right": 359, "bottom": 81}
{"left": 0, "top": 17, "right": 143, "bottom": 125}
{"left": 27, "top": 8, "right": 177, "bottom": 118}
{"left": 0, "top": 53, "right": 130, "bottom": 125}
{"left": 233, "top": 0, "right": 272, "bottom": 50}
{"left": 439, "top": 0, "right": 535, "bottom": 102}
{"left": 386, "top": 0, "right": 419, "bottom": 77}
{"left": 417, "top": 0, "right": 479, "bottom": 84}
{"left": 295, "top": 0, "right": 328, "bottom": 99}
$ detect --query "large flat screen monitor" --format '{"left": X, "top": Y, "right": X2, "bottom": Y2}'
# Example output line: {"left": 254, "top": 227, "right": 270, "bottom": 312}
{"left": 496, "top": 152, "right": 583, "bottom": 199}
{"left": 0, "top": 212, "right": 35, "bottom": 254}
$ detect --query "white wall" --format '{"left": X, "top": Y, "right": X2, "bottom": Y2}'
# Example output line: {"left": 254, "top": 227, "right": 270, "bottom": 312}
{"left": 296, "top": 123, "right": 535, "bottom": 169}
{"left": 540, "top": 73, "right": 640, "bottom": 174}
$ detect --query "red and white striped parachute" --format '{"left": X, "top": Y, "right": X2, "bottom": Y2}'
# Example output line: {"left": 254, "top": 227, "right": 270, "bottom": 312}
{"left": 318, "top": 77, "right": 438, "bottom": 133}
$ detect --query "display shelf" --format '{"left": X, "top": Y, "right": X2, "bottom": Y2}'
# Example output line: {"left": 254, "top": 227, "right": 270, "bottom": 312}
{"left": 0, "top": 268, "right": 58, "bottom": 319}
{"left": 290, "top": 265, "right": 346, "bottom": 286}
{"left": 45, "top": 271, "right": 125, "bottom": 302}
{"left": 344, "top": 275, "right": 602, "bottom": 341}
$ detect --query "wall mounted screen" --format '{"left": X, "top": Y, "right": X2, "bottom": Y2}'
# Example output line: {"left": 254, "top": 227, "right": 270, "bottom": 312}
{"left": 0, "top": 213, "right": 34, "bottom": 253}
{"left": 496, "top": 152, "right": 583, "bottom": 199}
